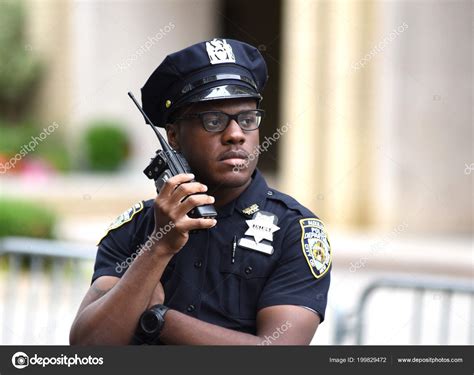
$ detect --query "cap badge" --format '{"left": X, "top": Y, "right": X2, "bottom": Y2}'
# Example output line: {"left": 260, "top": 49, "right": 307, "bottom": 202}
{"left": 205, "top": 38, "right": 236, "bottom": 65}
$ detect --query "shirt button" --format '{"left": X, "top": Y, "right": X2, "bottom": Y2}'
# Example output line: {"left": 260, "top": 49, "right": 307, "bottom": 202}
{"left": 186, "top": 304, "right": 195, "bottom": 312}
{"left": 245, "top": 266, "right": 253, "bottom": 275}
{"left": 267, "top": 190, "right": 273, "bottom": 196}
{"left": 194, "top": 260, "right": 202, "bottom": 268}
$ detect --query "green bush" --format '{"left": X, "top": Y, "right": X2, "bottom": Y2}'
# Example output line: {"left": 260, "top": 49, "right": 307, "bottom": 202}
{"left": 83, "top": 120, "right": 129, "bottom": 171}
{"left": 0, "top": 120, "right": 35, "bottom": 154}
{"left": 0, "top": 1, "right": 42, "bottom": 112}
{"left": 0, "top": 198, "right": 56, "bottom": 238}
{"left": 36, "top": 143, "right": 71, "bottom": 172}
{"left": 0, "top": 121, "right": 71, "bottom": 172}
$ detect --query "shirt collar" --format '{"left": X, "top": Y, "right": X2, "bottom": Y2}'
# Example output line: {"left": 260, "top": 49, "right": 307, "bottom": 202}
{"left": 216, "top": 169, "right": 270, "bottom": 218}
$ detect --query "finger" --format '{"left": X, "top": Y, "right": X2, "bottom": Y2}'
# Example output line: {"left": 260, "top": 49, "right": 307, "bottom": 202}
{"left": 171, "top": 181, "right": 208, "bottom": 202}
{"left": 159, "top": 173, "right": 195, "bottom": 197}
{"left": 175, "top": 194, "right": 215, "bottom": 217}
{"left": 178, "top": 217, "right": 217, "bottom": 232}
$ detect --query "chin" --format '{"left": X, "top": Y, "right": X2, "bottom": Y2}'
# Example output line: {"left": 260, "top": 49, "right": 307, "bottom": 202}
{"left": 206, "top": 165, "right": 254, "bottom": 189}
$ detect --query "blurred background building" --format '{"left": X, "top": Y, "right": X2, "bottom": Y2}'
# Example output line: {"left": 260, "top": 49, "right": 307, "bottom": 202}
{"left": 0, "top": 0, "right": 472, "bottom": 345}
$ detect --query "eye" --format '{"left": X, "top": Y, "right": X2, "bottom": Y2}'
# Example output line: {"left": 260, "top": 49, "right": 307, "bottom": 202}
{"left": 202, "top": 113, "right": 226, "bottom": 130}
{"left": 241, "top": 116, "right": 253, "bottom": 124}
{"left": 238, "top": 111, "right": 259, "bottom": 129}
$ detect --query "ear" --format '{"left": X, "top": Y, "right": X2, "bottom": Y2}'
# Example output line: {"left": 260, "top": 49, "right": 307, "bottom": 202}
{"left": 165, "top": 123, "right": 180, "bottom": 150}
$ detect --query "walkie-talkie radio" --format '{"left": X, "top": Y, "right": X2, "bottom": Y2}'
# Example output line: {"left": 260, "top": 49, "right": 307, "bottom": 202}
{"left": 128, "top": 92, "right": 217, "bottom": 219}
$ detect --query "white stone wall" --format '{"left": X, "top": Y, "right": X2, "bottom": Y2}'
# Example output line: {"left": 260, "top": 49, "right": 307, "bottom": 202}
{"left": 69, "top": 0, "right": 219, "bottom": 172}
{"left": 280, "top": 0, "right": 472, "bottom": 233}
{"left": 373, "top": 0, "right": 472, "bottom": 234}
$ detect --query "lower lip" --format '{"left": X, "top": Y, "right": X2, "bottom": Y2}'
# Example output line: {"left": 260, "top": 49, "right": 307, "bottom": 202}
{"left": 220, "top": 158, "right": 247, "bottom": 166}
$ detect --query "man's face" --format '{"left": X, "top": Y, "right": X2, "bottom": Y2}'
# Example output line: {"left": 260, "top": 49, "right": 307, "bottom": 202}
{"left": 166, "top": 98, "right": 259, "bottom": 189}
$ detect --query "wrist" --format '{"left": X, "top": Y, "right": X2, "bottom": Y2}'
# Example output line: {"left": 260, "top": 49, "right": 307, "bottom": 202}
{"left": 136, "top": 304, "right": 170, "bottom": 344}
{"left": 142, "top": 230, "right": 175, "bottom": 256}
{"left": 150, "top": 242, "right": 178, "bottom": 258}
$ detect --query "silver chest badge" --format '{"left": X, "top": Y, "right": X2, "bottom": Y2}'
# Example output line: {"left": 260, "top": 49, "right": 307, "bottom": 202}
{"left": 205, "top": 38, "right": 236, "bottom": 65}
{"left": 238, "top": 211, "right": 280, "bottom": 255}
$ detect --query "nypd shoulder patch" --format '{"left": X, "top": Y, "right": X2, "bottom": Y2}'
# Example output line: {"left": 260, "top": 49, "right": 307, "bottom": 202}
{"left": 299, "top": 218, "right": 332, "bottom": 279}
{"left": 97, "top": 201, "right": 144, "bottom": 245}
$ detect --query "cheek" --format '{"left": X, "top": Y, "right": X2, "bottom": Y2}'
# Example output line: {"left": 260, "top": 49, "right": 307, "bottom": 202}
{"left": 244, "top": 132, "right": 260, "bottom": 158}
{"left": 179, "top": 132, "right": 217, "bottom": 163}
{"left": 249, "top": 131, "right": 260, "bottom": 148}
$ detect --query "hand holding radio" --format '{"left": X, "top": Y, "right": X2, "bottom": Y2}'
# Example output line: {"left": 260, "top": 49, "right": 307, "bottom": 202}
{"left": 128, "top": 92, "right": 217, "bottom": 254}
{"left": 152, "top": 173, "right": 216, "bottom": 254}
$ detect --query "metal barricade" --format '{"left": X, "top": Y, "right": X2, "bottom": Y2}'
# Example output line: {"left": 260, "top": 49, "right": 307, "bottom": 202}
{"left": 0, "top": 237, "right": 96, "bottom": 345}
{"left": 334, "top": 276, "right": 474, "bottom": 345}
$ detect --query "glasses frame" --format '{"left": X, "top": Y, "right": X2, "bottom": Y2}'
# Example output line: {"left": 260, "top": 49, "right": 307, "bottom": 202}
{"left": 172, "top": 109, "right": 265, "bottom": 132}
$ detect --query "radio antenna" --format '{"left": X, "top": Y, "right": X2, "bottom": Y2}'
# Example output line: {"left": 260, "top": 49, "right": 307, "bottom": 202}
{"left": 127, "top": 91, "right": 173, "bottom": 154}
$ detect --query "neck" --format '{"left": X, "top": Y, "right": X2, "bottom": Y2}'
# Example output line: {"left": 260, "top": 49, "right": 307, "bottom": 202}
{"left": 210, "top": 178, "right": 252, "bottom": 208}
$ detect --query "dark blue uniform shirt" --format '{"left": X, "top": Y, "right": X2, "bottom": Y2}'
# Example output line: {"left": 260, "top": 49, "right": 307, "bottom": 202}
{"left": 93, "top": 169, "right": 331, "bottom": 335}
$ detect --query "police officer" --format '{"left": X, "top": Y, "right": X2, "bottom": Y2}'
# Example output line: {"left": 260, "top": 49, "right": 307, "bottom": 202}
{"left": 70, "top": 38, "right": 331, "bottom": 345}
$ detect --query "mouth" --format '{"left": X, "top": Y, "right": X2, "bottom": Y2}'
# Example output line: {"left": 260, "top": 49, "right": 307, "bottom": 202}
{"left": 218, "top": 149, "right": 250, "bottom": 167}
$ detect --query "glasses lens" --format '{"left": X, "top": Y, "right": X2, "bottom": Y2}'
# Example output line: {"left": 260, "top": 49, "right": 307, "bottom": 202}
{"left": 238, "top": 110, "right": 262, "bottom": 130}
{"left": 201, "top": 112, "right": 228, "bottom": 132}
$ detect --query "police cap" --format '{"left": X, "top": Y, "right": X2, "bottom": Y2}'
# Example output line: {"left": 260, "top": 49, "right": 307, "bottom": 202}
{"left": 141, "top": 38, "right": 268, "bottom": 127}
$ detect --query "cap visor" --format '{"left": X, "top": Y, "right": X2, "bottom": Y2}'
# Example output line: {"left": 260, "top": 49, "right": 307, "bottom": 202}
{"left": 185, "top": 84, "right": 261, "bottom": 104}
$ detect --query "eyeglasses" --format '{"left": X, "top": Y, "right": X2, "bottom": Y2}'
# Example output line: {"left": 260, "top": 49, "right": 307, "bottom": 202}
{"left": 173, "top": 109, "right": 265, "bottom": 132}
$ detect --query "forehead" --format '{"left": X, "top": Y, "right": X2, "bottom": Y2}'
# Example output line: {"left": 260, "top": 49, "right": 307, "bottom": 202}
{"left": 180, "top": 98, "right": 258, "bottom": 115}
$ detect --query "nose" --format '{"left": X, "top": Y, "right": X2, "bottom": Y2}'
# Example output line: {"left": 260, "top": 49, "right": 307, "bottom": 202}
{"left": 221, "top": 119, "right": 245, "bottom": 145}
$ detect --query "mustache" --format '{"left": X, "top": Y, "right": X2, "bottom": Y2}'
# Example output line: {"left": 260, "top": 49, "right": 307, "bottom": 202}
{"left": 218, "top": 149, "right": 250, "bottom": 161}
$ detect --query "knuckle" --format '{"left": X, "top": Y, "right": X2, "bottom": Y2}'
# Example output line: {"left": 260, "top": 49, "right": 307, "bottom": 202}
{"left": 186, "top": 195, "right": 199, "bottom": 206}
{"left": 166, "top": 174, "right": 187, "bottom": 186}
{"left": 173, "top": 219, "right": 187, "bottom": 231}
{"left": 163, "top": 177, "right": 176, "bottom": 187}
{"left": 197, "top": 218, "right": 214, "bottom": 228}
{"left": 176, "top": 183, "right": 191, "bottom": 195}
{"left": 175, "top": 173, "right": 190, "bottom": 183}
